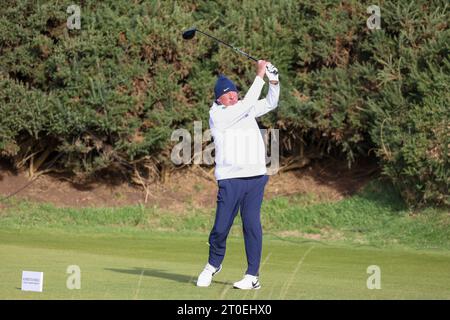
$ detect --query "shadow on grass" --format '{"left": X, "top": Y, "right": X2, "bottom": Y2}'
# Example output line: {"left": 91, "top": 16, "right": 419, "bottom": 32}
{"left": 356, "top": 178, "right": 408, "bottom": 213}
{"left": 105, "top": 267, "right": 233, "bottom": 286}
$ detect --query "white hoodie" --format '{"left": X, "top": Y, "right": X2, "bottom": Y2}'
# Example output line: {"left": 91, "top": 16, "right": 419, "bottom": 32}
{"left": 209, "top": 76, "right": 280, "bottom": 180}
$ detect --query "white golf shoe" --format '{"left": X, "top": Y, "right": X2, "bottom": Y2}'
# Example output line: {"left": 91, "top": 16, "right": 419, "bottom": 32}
{"left": 196, "top": 263, "right": 222, "bottom": 287}
{"left": 233, "top": 274, "right": 261, "bottom": 290}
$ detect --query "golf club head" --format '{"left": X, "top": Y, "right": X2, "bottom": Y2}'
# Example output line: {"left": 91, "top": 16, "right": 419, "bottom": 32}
{"left": 182, "top": 27, "right": 197, "bottom": 40}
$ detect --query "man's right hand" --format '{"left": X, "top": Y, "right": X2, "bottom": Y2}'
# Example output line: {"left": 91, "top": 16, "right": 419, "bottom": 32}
{"left": 257, "top": 60, "right": 269, "bottom": 79}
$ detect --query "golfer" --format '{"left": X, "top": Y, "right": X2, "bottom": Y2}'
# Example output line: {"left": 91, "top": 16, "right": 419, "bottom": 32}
{"left": 197, "top": 60, "right": 280, "bottom": 289}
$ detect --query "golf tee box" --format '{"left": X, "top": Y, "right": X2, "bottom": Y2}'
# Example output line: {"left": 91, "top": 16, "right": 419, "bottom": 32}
{"left": 21, "top": 271, "right": 44, "bottom": 292}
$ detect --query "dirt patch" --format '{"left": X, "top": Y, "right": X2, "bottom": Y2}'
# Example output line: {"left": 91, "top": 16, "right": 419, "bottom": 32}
{"left": 276, "top": 227, "right": 347, "bottom": 242}
{"left": 0, "top": 157, "right": 378, "bottom": 211}
{"left": 277, "top": 230, "right": 322, "bottom": 240}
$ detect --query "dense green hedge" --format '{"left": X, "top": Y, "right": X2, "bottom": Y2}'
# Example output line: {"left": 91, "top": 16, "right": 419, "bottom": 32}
{"left": 0, "top": 0, "right": 448, "bottom": 206}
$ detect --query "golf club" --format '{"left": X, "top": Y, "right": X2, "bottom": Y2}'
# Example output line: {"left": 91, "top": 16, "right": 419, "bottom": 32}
{"left": 182, "top": 27, "right": 258, "bottom": 62}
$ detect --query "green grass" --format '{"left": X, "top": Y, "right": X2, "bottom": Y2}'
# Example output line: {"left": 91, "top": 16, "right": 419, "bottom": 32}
{"left": 263, "top": 181, "right": 450, "bottom": 249}
{"left": 0, "top": 178, "right": 449, "bottom": 299}
{"left": 0, "top": 179, "right": 448, "bottom": 250}
{"left": 1, "top": 228, "right": 449, "bottom": 299}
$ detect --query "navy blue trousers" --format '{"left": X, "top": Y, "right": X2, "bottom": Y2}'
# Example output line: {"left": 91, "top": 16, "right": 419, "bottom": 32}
{"left": 208, "top": 174, "right": 269, "bottom": 276}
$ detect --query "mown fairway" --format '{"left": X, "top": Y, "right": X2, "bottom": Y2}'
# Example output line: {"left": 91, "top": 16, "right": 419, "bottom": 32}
{"left": 1, "top": 228, "right": 449, "bottom": 299}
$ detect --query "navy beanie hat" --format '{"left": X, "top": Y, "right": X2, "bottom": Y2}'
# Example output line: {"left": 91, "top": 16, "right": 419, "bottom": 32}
{"left": 214, "top": 75, "right": 238, "bottom": 100}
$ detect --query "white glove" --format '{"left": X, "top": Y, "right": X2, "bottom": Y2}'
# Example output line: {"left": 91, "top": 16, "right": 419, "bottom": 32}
{"left": 265, "top": 63, "right": 279, "bottom": 84}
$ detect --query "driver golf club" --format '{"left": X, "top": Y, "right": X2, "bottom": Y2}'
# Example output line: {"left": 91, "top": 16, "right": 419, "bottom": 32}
{"left": 182, "top": 27, "right": 259, "bottom": 62}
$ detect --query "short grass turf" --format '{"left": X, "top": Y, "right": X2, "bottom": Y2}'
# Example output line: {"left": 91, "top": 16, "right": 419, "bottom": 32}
{"left": 0, "top": 228, "right": 449, "bottom": 299}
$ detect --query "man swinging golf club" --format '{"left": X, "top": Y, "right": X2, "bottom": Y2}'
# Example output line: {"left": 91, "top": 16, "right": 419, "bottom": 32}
{"left": 196, "top": 60, "right": 280, "bottom": 289}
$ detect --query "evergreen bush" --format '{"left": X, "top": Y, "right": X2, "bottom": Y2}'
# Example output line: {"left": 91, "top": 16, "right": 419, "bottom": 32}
{"left": 0, "top": 0, "right": 448, "bottom": 206}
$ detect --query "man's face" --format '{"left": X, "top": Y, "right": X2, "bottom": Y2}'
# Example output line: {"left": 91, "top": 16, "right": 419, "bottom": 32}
{"left": 218, "top": 91, "right": 238, "bottom": 107}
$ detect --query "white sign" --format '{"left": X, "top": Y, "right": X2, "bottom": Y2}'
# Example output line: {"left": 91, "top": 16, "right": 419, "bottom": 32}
{"left": 21, "top": 271, "right": 44, "bottom": 292}
{"left": 66, "top": 265, "right": 81, "bottom": 290}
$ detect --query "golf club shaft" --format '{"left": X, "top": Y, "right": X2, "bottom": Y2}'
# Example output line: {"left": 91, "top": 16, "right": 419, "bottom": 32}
{"left": 196, "top": 29, "right": 258, "bottom": 62}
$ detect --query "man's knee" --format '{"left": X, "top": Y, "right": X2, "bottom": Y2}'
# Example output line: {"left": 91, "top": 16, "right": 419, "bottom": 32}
{"left": 210, "top": 226, "right": 231, "bottom": 241}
